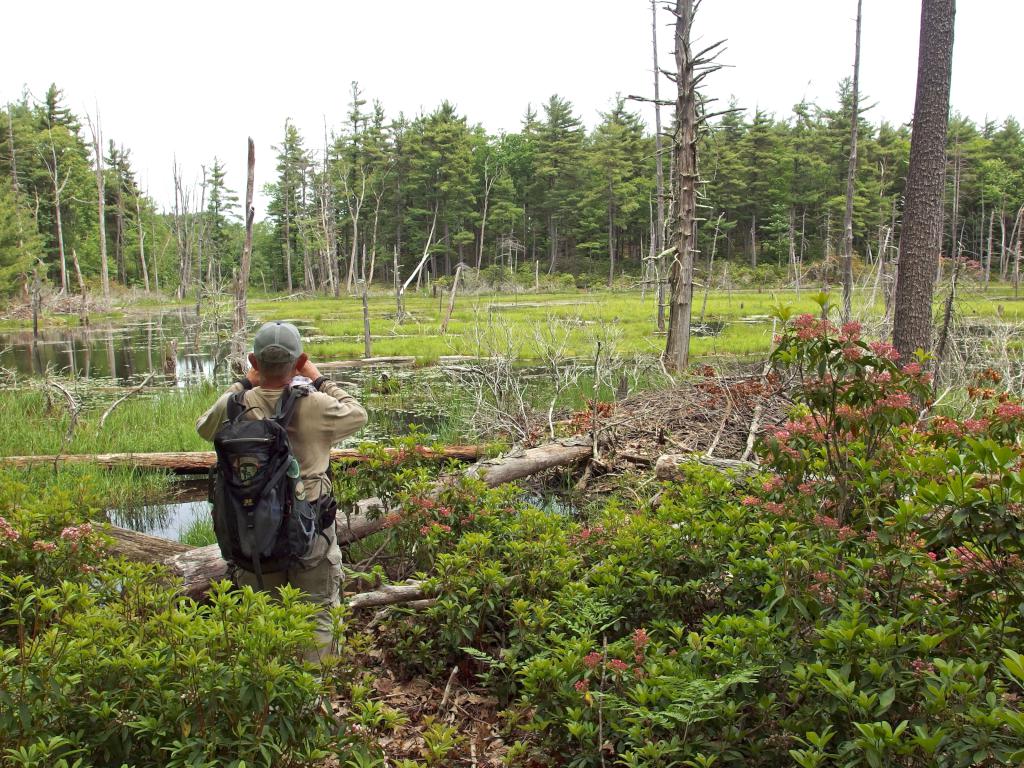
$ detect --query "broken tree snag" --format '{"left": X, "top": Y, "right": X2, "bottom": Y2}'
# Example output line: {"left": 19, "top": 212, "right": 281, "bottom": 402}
{"left": 654, "top": 453, "right": 759, "bottom": 482}
{"left": 0, "top": 445, "right": 484, "bottom": 473}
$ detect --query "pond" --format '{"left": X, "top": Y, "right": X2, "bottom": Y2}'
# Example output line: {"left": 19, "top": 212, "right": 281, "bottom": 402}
{"left": 0, "top": 310, "right": 234, "bottom": 386}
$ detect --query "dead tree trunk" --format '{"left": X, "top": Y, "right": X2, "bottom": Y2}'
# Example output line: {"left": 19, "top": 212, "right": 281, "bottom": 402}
{"left": 663, "top": 0, "right": 703, "bottom": 372}
{"left": 892, "top": 0, "right": 956, "bottom": 360}
{"left": 841, "top": 0, "right": 863, "bottom": 322}
{"left": 234, "top": 139, "right": 256, "bottom": 348}
{"left": 86, "top": 113, "right": 110, "bottom": 300}
{"left": 135, "top": 197, "right": 150, "bottom": 292}
{"left": 361, "top": 243, "right": 372, "bottom": 358}
{"left": 45, "top": 132, "right": 69, "bottom": 294}
{"left": 652, "top": 0, "right": 667, "bottom": 333}
{"left": 441, "top": 262, "right": 464, "bottom": 334}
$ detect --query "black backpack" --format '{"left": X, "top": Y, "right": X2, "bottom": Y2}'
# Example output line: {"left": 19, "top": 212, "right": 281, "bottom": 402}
{"left": 209, "top": 385, "right": 319, "bottom": 587}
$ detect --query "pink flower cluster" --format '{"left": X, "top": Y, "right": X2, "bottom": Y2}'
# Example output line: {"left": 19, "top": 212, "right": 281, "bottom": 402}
{"left": 808, "top": 570, "right": 836, "bottom": 605}
{"left": 911, "top": 658, "right": 936, "bottom": 676}
{"left": 762, "top": 475, "right": 784, "bottom": 492}
{"left": 840, "top": 322, "right": 862, "bottom": 342}
{"left": 419, "top": 522, "right": 452, "bottom": 535}
{"left": 32, "top": 540, "right": 56, "bottom": 552}
{"left": 951, "top": 546, "right": 1022, "bottom": 576}
{"left": 878, "top": 392, "right": 912, "bottom": 410}
{"left": 583, "top": 652, "right": 602, "bottom": 669}
{"left": 59, "top": 522, "right": 94, "bottom": 541}
{"left": 574, "top": 679, "right": 590, "bottom": 692}
{"left": 0, "top": 515, "right": 19, "bottom": 543}
{"left": 792, "top": 314, "right": 835, "bottom": 341}
{"left": 868, "top": 341, "right": 901, "bottom": 361}
{"left": 995, "top": 402, "right": 1024, "bottom": 421}
{"left": 812, "top": 514, "right": 855, "bottom": 540}
{"left": 842, "top": 346, "right": 863, "bottom": 362}
{"left": 633, "top": 628, "right": 649, "bottom": 650}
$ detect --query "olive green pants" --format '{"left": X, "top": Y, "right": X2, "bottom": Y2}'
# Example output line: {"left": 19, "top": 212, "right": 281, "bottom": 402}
{"left": 232, "top": 525, "right": 343, "bottom": 665}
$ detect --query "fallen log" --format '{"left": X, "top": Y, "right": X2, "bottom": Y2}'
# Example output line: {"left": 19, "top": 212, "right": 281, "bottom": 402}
{"left": 107, "top": 436, "right": 594, "bottom": 598}
{"left": 340, "top": 436, "right": 594, "bottom": 543}
{"left": 0, "top": 444, "right": 483, "bottom": 473}
{"left": 654, "top": 453, "right": 759, "bottom": 482}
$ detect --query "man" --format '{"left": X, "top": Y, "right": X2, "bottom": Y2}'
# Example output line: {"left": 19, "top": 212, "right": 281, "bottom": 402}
{"left": 197, "top": 321, "right": 367, "bottom": 661}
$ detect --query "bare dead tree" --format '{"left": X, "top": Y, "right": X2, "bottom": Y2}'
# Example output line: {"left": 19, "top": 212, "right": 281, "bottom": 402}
{"left": 664, "top": 0, "right": 723, "bottom": 371}
{"left": 233, "top": 139, "right": 256, "bottom": 348}
{"left": 397, "top": 204, "right": 439, "bottom": 321}
{"left": 135, "top": 196, "right": 149, "bottom": 292}
{"left": 361, "top": 243, "right": 372, "bottom": 358}
{"left": 441, "top": 262, "right": 464, "bottom": 334}
{"left": 652, "top": 0, "right": 667, "bottom": 332}
{"left": 40, "top": 126, "right": 70, "bottom": 293}
{"left": 172, "top": 159, "right": 194, "bottom": 300}
{"left": 841, "top": 0, "right": 863, "bottom": 322}
{"left": 85, "top": 111, "right": 110, "bottom": 300}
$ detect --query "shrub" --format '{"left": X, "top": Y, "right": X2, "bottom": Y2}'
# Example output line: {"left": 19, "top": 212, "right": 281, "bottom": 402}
{"left": 0, "top": 475, "right": 339, "bottom": 768}
{"left": 381, "top": 296, "right": 1024, "bottom": 766}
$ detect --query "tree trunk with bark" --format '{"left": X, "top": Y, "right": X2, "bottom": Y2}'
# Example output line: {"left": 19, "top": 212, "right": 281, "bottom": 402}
{"left": 892, "top": 0, "right": 956, "bottom": 360}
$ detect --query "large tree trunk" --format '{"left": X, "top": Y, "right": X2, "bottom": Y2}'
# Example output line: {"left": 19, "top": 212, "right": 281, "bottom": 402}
{"left": 841, "top": 0, "right": 863, "bottom": 322}
{"left": 892, "top": 0, "right": 956, "bottom": 360}
{"left": 663, "top": 0, "right": 699, "bottom": 372}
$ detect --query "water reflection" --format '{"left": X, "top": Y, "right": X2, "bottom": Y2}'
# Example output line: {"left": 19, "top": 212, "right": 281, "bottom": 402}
{"left": 110, "top": 499, "right": 209, "bottom": 542}
{"left": 0, "top": 309, "right": 234, "bottom": 386}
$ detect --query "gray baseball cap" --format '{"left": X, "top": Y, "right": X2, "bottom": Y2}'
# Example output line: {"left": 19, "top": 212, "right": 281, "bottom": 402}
{"left": 253, "top": 321, "right": 303, "bottom": 363}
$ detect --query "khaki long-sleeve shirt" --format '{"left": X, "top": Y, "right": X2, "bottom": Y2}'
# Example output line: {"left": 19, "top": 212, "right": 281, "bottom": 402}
{"left": 196, "top": 379, "right": 367, "bottom": 500}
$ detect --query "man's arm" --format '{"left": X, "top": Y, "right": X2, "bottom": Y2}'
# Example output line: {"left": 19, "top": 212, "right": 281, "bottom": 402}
{"left": 300, "top": 359, "right": 368, "bottom": 442}
{"left": 196, "top": 381, "right": 246, "bottom": 442}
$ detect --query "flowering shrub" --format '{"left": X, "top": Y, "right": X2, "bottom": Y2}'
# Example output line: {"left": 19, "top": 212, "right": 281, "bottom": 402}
{"left": 380, "top": 300, "right": 1024, "bottom": 766}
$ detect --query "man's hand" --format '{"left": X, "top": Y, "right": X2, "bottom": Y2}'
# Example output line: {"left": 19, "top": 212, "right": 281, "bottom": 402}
{"left": 298, "top": 358, "right": 321, "bottom": 381}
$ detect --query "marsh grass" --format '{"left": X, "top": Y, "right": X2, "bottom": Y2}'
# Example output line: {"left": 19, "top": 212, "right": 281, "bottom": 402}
{"left": 179, "top": 515, "right": 216, "bottom": 547}
{"left": 0, "top": 386, "right": 219, "bottom": 457}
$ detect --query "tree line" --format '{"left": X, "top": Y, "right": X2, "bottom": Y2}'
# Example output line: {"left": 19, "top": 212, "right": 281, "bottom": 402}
{"left": 1, "top": 82, "right": 1022, "bottom": 299}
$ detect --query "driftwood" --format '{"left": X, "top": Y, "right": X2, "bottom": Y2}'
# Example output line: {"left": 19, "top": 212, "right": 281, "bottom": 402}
{"left": 0, "top": 445, "right": 483, "bottom": 473}
{"left": 106, "top": 437, "right": 594, "bottom": 600}
{"left": 654, "top": 453, "right": 759, "bottom": 481}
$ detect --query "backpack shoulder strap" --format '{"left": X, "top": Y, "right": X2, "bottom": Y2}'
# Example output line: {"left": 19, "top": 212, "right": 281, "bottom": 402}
{"left": 225, "top": 389, "right": 249, "bottom": 422}
{"left": 273, "top": 385, "right": 309, "bottom": 429}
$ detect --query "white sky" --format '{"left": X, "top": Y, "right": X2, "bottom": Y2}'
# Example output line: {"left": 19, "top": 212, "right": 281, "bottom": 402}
{"left": 2, "top": 0, "right": 1021, "bottom": 213}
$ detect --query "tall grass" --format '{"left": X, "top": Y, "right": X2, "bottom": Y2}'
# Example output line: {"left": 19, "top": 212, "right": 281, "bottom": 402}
{"left": 0, "top": 385, "right": 219, "bottom": 457}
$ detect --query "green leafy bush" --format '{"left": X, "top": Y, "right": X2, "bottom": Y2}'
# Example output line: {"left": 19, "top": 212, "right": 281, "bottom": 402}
{"left": 0, "top": 476, "right": 338, "bottom": 768}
